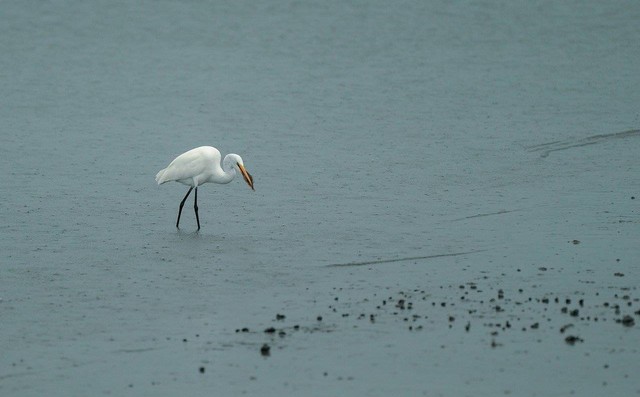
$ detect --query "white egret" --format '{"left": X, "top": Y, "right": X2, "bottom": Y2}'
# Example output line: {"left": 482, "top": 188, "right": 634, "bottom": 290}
{"left": 155, "top": 146, "right": 254, "bottom": 230}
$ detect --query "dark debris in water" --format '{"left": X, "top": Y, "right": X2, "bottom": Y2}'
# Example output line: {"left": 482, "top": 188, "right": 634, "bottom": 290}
{"left": 616, "top": 315, "right": 635, "bottom": 327}
{"left": 565, "top": 335, "right": 584, "bottom": 345}
{"left": 260, "top": 344, "right": 271, "bottom": 357}
{"left": 228, "top": 268, "right": 636, "bottom": 360}
{"left": 559, "top": 324, "right": 574, "bottom": 333}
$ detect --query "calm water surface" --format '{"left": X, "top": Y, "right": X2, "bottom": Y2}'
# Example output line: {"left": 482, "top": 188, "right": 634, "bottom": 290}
{"left": 1, "top": 1, "right": 639, "bottom": 396}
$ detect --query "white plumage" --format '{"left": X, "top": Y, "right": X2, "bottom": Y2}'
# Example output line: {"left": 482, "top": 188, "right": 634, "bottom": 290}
{"left": 156, "top": 146, "right": 254, "bottom": 230}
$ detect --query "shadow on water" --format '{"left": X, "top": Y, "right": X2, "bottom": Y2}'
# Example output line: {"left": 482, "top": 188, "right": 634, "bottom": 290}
{"left": 175, "top": 229, "right": 203, "bottom": 239}
{"left": 163, "top": 228, "right": 257, "bottom": 256}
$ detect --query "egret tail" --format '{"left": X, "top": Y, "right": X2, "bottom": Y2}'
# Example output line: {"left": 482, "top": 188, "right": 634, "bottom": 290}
{"left": 155, "top": 168, "right": 168, "bottom": 185}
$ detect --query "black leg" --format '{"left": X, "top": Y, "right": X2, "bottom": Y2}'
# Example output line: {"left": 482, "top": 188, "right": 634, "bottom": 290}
{"left": 176, "top": 187, "right": 193, "bottom": 228}
{"left": 194, "top": 187, "right": 200, "bottom": 230}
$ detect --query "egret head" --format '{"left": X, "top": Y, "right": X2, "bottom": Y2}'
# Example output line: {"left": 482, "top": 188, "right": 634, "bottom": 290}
{"left": 227, "top": 154, "right": 254, "bottom": 191}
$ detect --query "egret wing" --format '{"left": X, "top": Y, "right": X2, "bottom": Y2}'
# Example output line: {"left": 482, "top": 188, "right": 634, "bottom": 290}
{"left": 156, "top": 149, "right": 209, "bottom": 185}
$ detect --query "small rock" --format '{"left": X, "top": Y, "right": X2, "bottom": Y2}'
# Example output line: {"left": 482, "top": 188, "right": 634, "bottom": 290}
{"left": 617, "top": 315, "right": 635, "bottom": 327}
{"left": 260, "top": 344, "right": 271, "bottom": 356}
{"left": 199, "top": 366, "right": 205, "bottom": 374}
{"left": 559, "top": 324, "right": 574, "bottom": 334}
{"left": 565, "top": 335, "right": 584, "bottom": 345}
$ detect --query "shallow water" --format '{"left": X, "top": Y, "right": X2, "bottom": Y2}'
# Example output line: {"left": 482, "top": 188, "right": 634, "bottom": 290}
{"left": 1, "top": 1, "right": 639, "bottom": 396}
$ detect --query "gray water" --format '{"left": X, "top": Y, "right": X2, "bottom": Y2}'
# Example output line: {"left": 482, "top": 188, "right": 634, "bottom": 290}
{"left": 1, "top": 1, "right": 639, "bottom": 396}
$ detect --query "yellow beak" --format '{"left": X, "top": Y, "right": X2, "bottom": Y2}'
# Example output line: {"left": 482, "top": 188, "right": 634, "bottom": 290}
{"left": 238, "top": 163, "right": 254, "bottom": 190}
